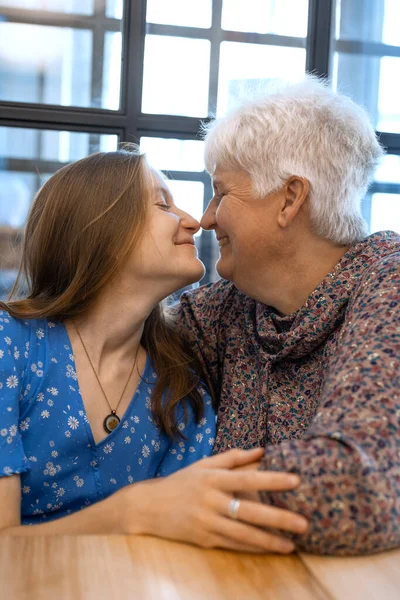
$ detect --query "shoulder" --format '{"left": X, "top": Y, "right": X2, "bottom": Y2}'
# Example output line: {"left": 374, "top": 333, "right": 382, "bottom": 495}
{"left": 0, "top": 310, "right": 34, "bottom": 346}
{"left": 180, "top": 279, "right": 250, "bottom": 317}
{"left": 353, "top": 250, "right": 400, "bottom": 297}
{"left": 0, "top": 311, "right": 52, "bottom": 353}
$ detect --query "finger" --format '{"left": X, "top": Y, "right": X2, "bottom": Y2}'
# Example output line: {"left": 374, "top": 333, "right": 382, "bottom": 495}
{"left": 212, "top": 516, "right": 295, "bottom": 554}
{"left": 201, "top": 448, "right": 265, "bottom": 470}
{"left": 210, "top": 469, "right": 300, "bottom": 493}
{"left": 205, "top": 535, "right": 267, "bottom": 554}
{"left": 215, "top": 493, "right": 308, "bottom": 534}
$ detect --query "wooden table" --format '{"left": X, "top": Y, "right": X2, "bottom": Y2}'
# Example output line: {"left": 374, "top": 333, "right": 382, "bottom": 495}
{"left": 2, "top": 536, "right": 400, "bottom": 600}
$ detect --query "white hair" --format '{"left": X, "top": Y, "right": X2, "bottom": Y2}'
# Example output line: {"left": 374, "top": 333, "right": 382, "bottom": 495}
{"left": 202, "top": 76, "right": 384, "bottom": 245}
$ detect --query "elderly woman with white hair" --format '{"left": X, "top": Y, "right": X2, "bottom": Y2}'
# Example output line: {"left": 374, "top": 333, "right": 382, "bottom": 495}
{"left": 174, "top": 76, "right": 400, "bottom": 555}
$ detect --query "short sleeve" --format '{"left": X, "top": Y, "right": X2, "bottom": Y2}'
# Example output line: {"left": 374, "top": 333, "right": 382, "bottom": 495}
{"left": 156, "top": 387, "right": 216, "bottom": 477}
{"left": 0, "top": 311, "right": 31, "bottom": 477}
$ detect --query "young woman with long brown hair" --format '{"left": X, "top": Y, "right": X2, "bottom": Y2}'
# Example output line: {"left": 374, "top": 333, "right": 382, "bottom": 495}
{"left": 0, "top": 148, "right": 303, "bottom": 553}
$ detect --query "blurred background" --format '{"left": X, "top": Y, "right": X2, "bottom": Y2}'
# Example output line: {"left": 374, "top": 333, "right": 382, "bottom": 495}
{"left": 0, "top": 0, "right": 399, "bottom": 298}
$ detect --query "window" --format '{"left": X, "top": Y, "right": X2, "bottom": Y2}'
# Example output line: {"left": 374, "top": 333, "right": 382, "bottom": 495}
{"left": 331, "top": 0, "right": 400, "bottom": 235}
{"left": 0, "top": 0, "right": 398, "bottom": 296}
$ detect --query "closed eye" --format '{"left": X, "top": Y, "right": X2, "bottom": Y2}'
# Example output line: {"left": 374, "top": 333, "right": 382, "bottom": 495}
{"left": 157, "top": 202, "right": 171, "bottom": 210}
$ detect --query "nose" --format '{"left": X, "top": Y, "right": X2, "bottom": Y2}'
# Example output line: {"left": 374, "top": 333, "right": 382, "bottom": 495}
{"left": 178, "top": 208, "right": 201, "bottom": 235}
{"left": 200, "top": 197, "right": 217, "bottom": 231}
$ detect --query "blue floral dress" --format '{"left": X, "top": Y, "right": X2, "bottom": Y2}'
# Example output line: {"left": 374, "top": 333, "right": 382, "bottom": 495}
{"left": 0, "top": 312, "right": 216, "bottom": 524}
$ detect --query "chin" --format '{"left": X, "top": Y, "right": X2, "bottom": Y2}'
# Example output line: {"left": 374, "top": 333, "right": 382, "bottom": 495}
{"left": 215, "top": 258, "right": 233, "bottom": 282}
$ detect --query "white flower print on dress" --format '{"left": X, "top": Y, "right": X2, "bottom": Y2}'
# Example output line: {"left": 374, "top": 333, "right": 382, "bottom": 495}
{"left": 19, "top": 418, "right": 31, "bottom": 432}
{"left": 67, "top": 416, "right": 79, "bottom": 430}
{"left": 4, "top": 336, "right": 12, "bottom": 345}
{"left": 124, "top": 436, "right": 131, "bottom": 444}
{"left": 9, "top": 425, "right": 17, "bottom": 437}
{"left": 36, "top": 328, "right": 45, "bottom": 339}
{"left": 0, "top": 428, "right": 8, "bottom": 437}
{"left": 13, "top": 348, "right": 20, "bottom": 359}
{"left": 196, "top": 433, "right": 203, "bottom": 442}
{"left": 6, "top": 375, "right": 18, "bottom": 388}
{"left": 48, "top": 387, "right": 59, "bottom": 396}
{"left": 103, "top": 444, "right": 113, "bottom": 454}
{"left": 142, "top": 445, "right": 150, "bottom": 458}
{"left": 0, "top": 349, "right": 4, "bottom": 359}
{"left": 36, "top": 393, "right": 44, "bottom": 402}
{"left": 41, "top": 410, "right": 50, "bottom": 418}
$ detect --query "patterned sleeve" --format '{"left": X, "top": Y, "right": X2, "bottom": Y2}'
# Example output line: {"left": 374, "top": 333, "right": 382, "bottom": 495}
{"left": 155, "top": 388, "right": 216, "bottom": 477}
{"left": 259, "top": 253, "right": 400, "bottom": 555}
{"left": 0, "top": 311, "right": 31, "bottom": 477}
{"left": 172, "top": 280, "right": 235, "bottom": 397}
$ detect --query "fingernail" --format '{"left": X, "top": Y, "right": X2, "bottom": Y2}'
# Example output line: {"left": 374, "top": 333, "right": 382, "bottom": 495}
{"left": 294, "top": 518, "right": 308, "bottom": 532}
{"left": 288, "top": 475, "right": 300, "bottom": 486}
{"left": 281, "top": 541, "right": 295, "bottom": 554}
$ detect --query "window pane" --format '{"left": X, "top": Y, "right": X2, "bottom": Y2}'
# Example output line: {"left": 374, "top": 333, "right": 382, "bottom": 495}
{"left": 0, "top": 8, "right": 123, "bottom": 109}
{"left": 146, "top": 0, "right": 212, "bottom": 28}
{"left": 164, "top": 180, "right": 204, "bottom": 229}
{"left": 140, "top": 138, "right": 205, "bottom": 172}
{"left": 217, "top": 42, "right": 306, "bottom": 115}
{"left": 0, "top": 0, "right": 94, "bottom": 14}
{"left": 335, "top": 0, "right": 400, "bottom": 46}
{"left": 332, "top": 53, "right": 400, "bottom": 133}
{"left": 142, "top": 36, "right": 210, "bottom": 117}
{"left": 106, "top": 0, "right": 123, "bottom": 19}
{"left": 374, "top": 154, "right": 400, "bottom": 183}
{"left": 0, "top": 126, "right": 118, "bottom": 294}
{"left": 370, "top": 194, "right": 400, "bottom": 234}
{"left": 222, "top": 0, "right": 309, "bottom": 37}
{"left": 332, "top": 0, "right": 400, "bottom": 133}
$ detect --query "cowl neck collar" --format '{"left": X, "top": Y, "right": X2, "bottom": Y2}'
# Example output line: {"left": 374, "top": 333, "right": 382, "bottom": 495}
{"left": 244, "top": 231, "right": 400, "bottom": 360}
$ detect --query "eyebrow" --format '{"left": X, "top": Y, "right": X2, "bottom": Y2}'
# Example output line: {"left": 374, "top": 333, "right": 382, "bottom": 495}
{"left": 155, "top": 186, "right": 173, "bottom": 203}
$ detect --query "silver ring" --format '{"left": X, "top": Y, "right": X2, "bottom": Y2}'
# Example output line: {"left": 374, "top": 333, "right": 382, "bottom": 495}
{"left": 228, "top": 498, "right": 241, "bottom": 520}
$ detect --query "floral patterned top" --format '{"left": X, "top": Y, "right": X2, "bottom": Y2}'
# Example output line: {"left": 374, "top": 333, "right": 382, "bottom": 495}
{"left": 0, "top": 315, "right": 215, "bottom": 524}
{"left": 176, "top": 231, "right": 400, "bottom": 556}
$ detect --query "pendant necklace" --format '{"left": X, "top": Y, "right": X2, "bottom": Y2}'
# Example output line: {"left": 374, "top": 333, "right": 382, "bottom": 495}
{"left": 73, "top": 322, "right": 140, "bottom": 434}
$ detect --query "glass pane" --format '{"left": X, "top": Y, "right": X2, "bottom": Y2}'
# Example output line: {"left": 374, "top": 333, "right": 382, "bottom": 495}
{"left": 0, "top": 0, "right": 94, "bottom": 14}
{"left": 335, "top": 0, "right": 400, "bottom": 46}
{"left": 146, "top": 0, "right": 212, "bottom": 28}
{"left": 142, "top": 36, "right": 210, "bottom": 117}
{"left": 217, "top": 42, "right": 306, "bottom": 115}
{"left": 140, "top": 138, "right": 205, "bottom": 172}
{"left": 374, "top": 154, "right": 400, "bottom": 184}
{"left": 0, "top": 126, "right": 118, "bottom": 296}
{"left": 0, "top": 6, "right": 123, "bottom": 109}
{"left": 222, "top": 0, "right": 309, "bottom": 37}
{"left": 165, "top": 180, "right": 204, "bottom": 230}
{"left": 370, "top": 193, "right": 400, "bottom": 234}
{"left": 106, "top": 0, "right": 123, "bottom": 19}
{"left": 332, "top": 53, "right": 400, "bottom": 133}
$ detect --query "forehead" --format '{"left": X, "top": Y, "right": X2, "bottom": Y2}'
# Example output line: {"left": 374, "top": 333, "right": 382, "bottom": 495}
{"left": 148, "top": 167, "right": 172, "bottom": 197}
{"left": 212, "top": 169, "right": 252, "bottom": 190}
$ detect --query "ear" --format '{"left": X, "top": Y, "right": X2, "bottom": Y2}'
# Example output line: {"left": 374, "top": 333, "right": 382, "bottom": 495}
{"left": 277, "top": 176, "right": 309, "bottom": 228}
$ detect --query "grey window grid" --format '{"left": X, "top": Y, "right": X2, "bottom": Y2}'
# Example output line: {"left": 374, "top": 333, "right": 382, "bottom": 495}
{"left": 0, "top": 0, "right": 399, "bottom": 282}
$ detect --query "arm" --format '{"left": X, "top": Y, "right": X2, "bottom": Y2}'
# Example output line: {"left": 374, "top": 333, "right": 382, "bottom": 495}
{"left": 258, "top": 254, "right": 400, "bottom": 555}
{"left": 1, "top": 450, "right": 307, "bottom": 553}
{"left": 171, "top": 280, "right": 237, "bottom": 395}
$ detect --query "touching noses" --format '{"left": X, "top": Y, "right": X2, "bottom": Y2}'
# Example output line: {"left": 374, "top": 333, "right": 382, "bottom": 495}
{"left": 179, "top": 209, "right": 201, "bottom": 235}
{"left": 200, "top": 197, "right": 217, "bottom": 231}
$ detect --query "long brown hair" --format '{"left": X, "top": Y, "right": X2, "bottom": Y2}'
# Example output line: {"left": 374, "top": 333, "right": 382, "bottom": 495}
{"left": 1, "top": 147, "right": 208, "bottom": 439}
